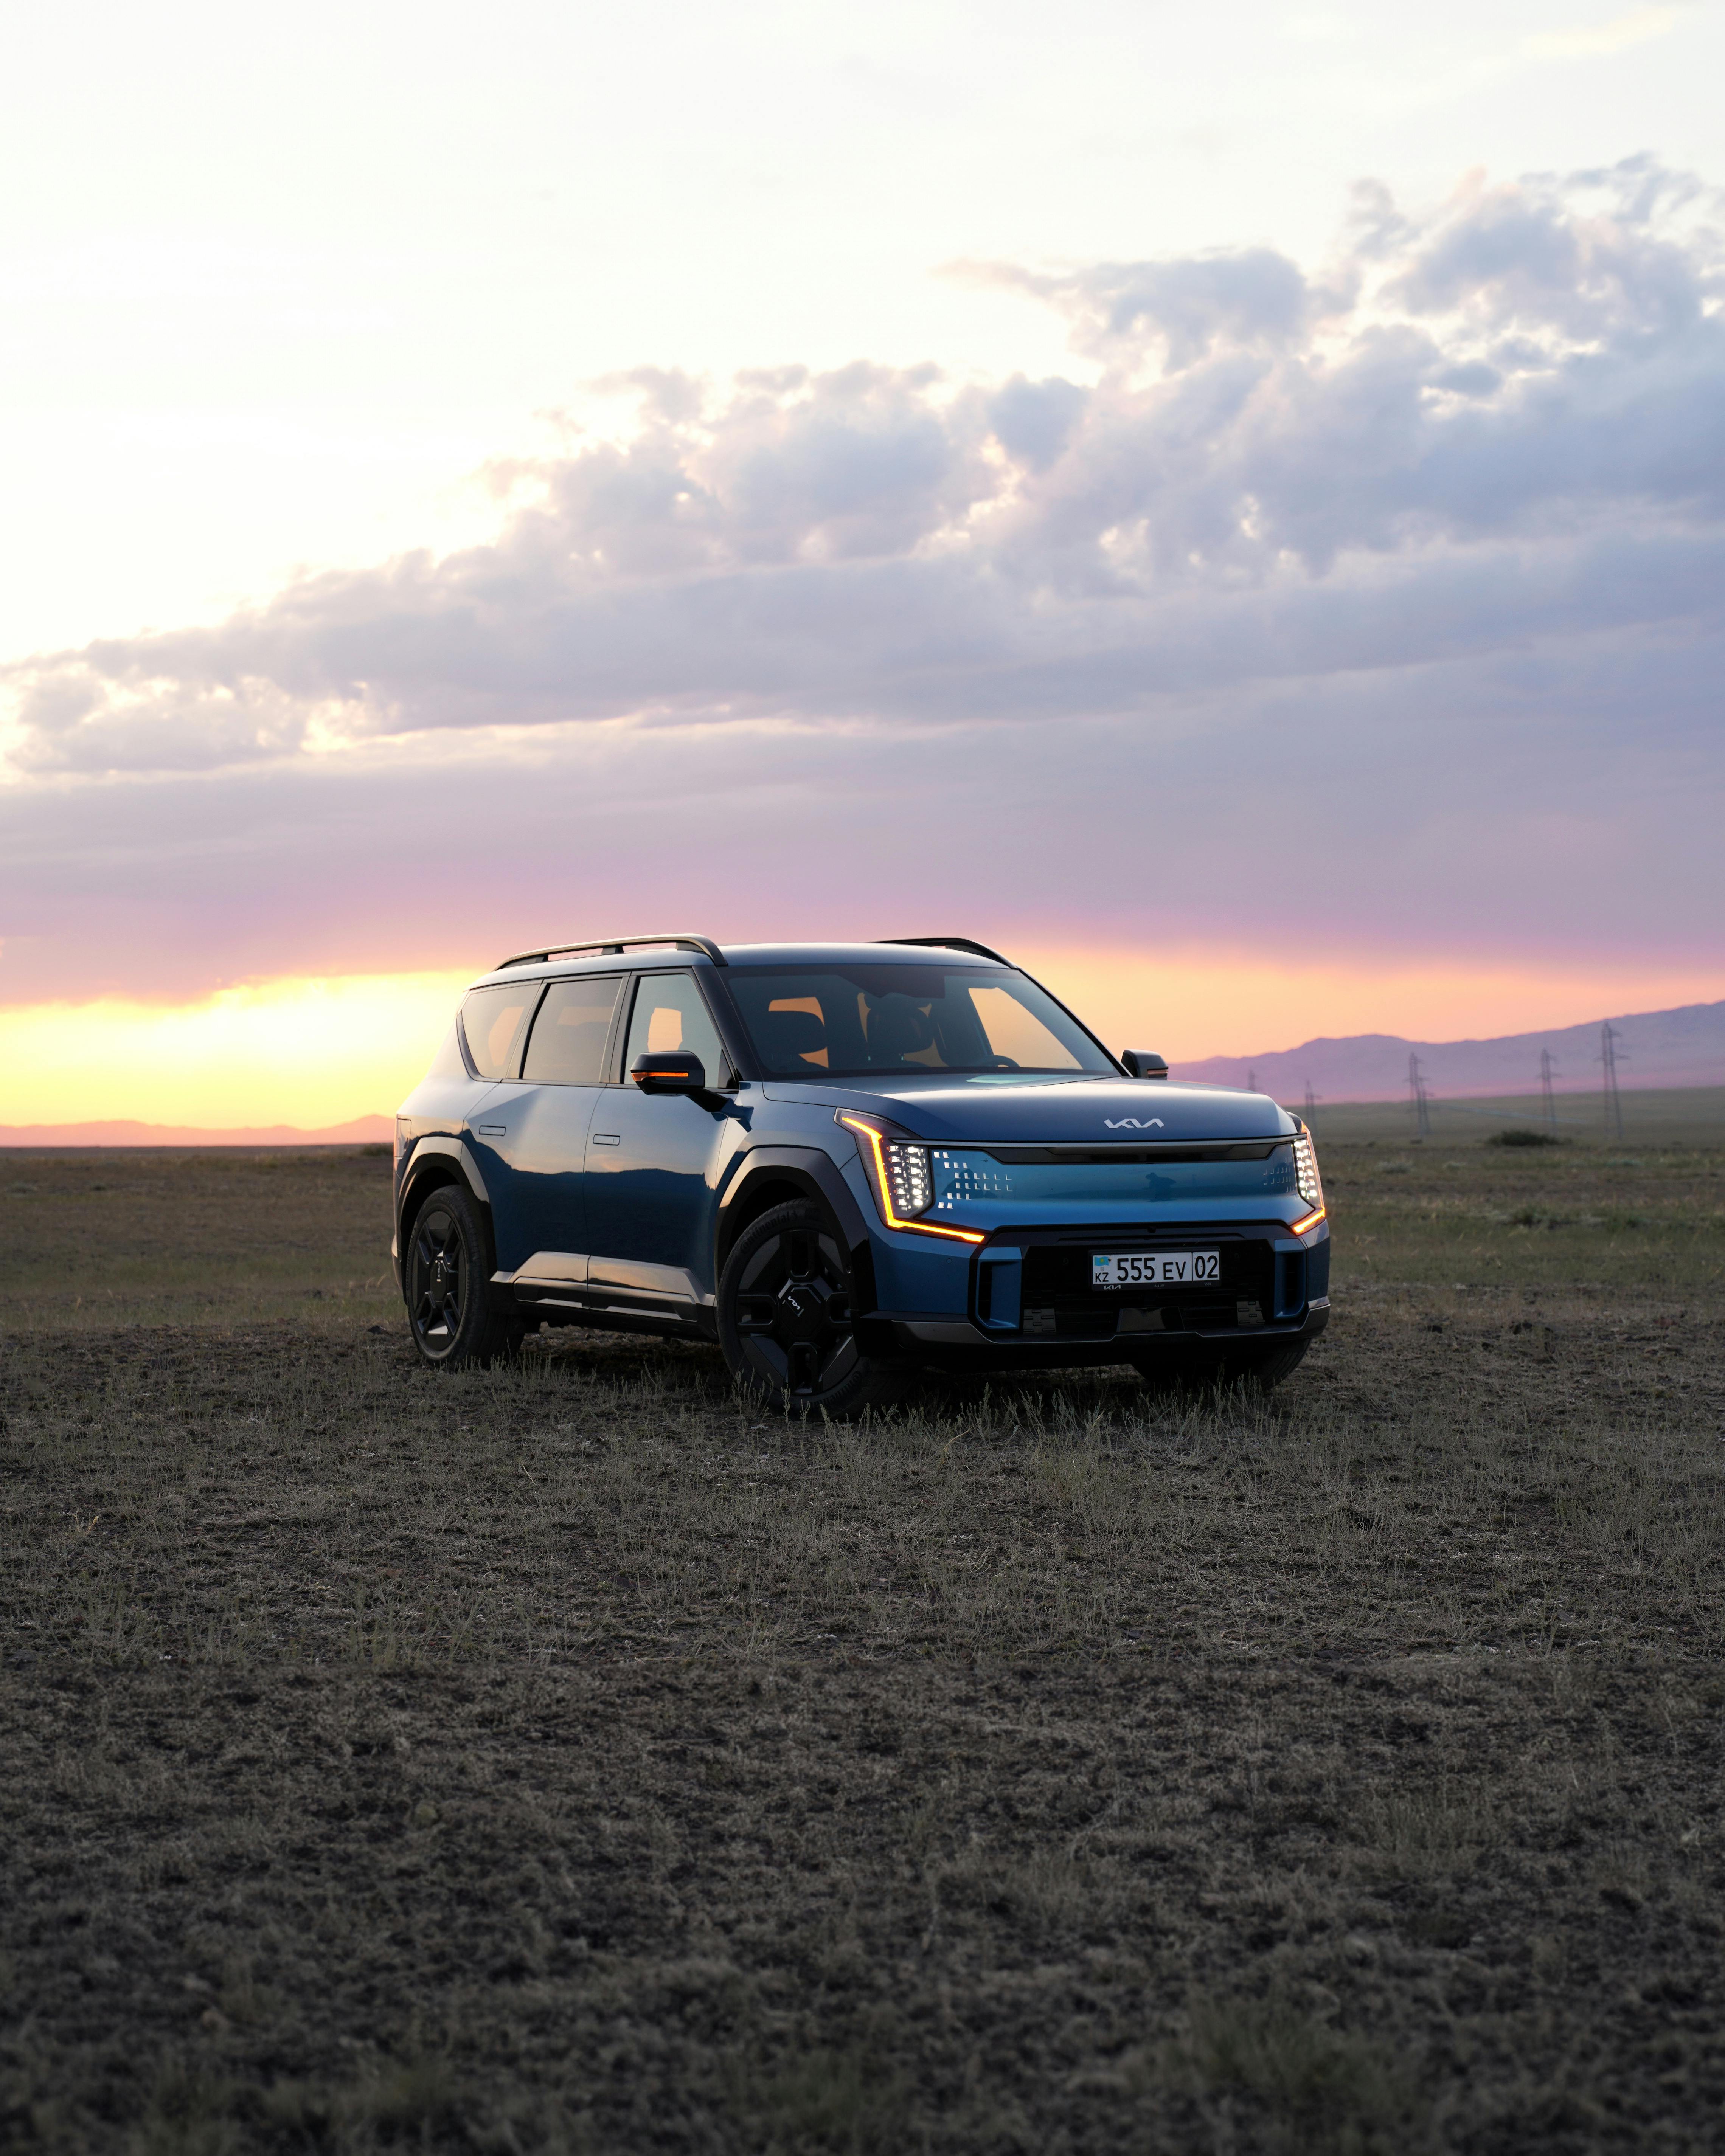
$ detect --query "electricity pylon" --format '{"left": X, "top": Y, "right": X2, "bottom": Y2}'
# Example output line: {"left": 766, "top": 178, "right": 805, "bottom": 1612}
{"left": 1408, "top": 1052, "right": 1432, "bottom": 1140}
{"left": 1598, "top": 1023, "right": 1625, "bottom": 1140}
{"left": 1539, "top": 1049, "right": 1560, "bottom": 1135}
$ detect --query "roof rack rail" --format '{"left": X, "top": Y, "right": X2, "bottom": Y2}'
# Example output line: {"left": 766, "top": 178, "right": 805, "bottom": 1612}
{"left": 876, "top": 935, "right": 1014, "bottom": 966}
{"left": 495, "top": 934, "right": 727, "bottom": 970}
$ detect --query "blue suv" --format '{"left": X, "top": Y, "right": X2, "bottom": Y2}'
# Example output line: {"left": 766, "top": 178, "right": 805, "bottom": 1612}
{"left": 392, "top": 936, "right": 1329, "bottom": 1409}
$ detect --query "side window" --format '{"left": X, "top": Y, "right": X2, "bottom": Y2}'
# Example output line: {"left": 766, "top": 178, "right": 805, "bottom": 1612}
{"left": 460, "top": 983, "right": 537, "bottom": 1081}
{"left": 521, "top": 975, "right": 623, "bottom": 1085}
{"left": 623, "top": 972, "right": 726, "bottom": 1083}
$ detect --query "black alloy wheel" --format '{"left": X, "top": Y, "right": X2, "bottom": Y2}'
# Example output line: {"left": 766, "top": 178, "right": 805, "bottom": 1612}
{"left": 717, "top": 1201, "right": 900, "bottom": 1416}
{"left": 404, "top": 1183, "right": 521, "bottom": 1369}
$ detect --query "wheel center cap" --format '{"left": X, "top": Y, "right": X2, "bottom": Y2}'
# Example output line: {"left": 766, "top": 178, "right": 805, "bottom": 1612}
{"left": 781, "top": 1285, "right": 823, "bottom": 1340}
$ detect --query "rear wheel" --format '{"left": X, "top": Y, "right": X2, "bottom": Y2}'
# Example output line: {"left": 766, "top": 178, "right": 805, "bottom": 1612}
{"left": 404, "top": 1183, "right": 523, "bottom": 1369}
{"left": 717, "top": 1201, "right": 902, "bottom": 1417}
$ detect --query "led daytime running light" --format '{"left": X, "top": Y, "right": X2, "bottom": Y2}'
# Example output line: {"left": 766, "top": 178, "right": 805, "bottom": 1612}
{"left": 838, "top": 1115, "right": 985, "bottom": 1244}
{"left": 1291, "top": 1130, "right": 1324, "bottom": 1209}
{"left": 1289, "top": 1205, "right": 1327, "bottom": 1236}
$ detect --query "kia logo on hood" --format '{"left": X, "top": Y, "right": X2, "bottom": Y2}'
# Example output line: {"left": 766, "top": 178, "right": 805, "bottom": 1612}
{"left": 1104, "top": 1117, "right": 1164, "bottom": 1129}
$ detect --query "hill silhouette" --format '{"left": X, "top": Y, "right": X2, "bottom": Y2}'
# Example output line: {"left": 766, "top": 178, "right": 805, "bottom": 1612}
{"left": 1177, "top": 1000, "right": 1725, "bottom": 1102}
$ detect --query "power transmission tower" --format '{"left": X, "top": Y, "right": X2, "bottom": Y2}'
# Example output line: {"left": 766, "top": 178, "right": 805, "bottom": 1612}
{"left": 1407, "top": 1052, "right": 1432, "bottom": 1140}
{"left": 1303, "top": 1081, "right": 1320, "bottom": 1121}
{"left": 1246, "top": 1067, "right": 1258, "bottom": 1093}
{"left": 1598, "top": 1022, "right": 1625, "bottom": 1140}
{"left": 1539, "top": 1049, "right": 1560, "bottom": 1134}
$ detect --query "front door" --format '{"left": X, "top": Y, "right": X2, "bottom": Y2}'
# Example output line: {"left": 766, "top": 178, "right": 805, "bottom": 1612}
{"left": 583, "top": 971, "right": 736, "bottom": 1306}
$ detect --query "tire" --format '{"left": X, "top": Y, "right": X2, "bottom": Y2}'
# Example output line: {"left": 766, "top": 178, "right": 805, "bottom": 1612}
{"left": 717, "top": 1201, "right": 902, "bottom": 1418}
{"left": 1130, "top": 1336, "right": 1308, "bottom": 1398}
{"left": 1227, "top": 1338, "right": 1308, "bottom": 1392}
{"left": 403, "top": 1183, "right": 523, "bottom": 1369}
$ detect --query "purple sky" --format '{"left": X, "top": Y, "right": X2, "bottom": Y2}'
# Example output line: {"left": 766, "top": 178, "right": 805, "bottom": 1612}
{"left": 3, "top": 156, "right": 1722, "bottom": 1027}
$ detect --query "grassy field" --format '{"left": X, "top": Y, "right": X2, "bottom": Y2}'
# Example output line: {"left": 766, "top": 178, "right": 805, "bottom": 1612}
{"left": 3, "top": 1140, "right": 1725, "bottom": 2153}
{"left": 1305, "top": 1084, "right": 1725, "bottom": 1148}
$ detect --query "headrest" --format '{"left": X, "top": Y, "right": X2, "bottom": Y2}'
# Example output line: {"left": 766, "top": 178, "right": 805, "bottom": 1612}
{"left": 865, "top": 994, "right": 933, "bottom": 1061}
{"left": 761, "top": 1008, "right": 828, "bottom": 1061}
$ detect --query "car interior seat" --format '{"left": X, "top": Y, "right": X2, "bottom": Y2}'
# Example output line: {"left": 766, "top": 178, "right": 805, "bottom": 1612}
{"left": 759, "top": 1008, "right": 828, "bottom": 1069}
{"left": 865, "top": 994, "right": 936, "bottom": 1065}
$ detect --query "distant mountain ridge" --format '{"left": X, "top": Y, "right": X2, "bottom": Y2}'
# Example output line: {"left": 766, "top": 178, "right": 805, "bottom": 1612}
{"left": 0, "top": 1114, "right": 393, "bottom": 1148}
{"left": 1176, "top": 1000, "right": 1725, "bottom": 1103}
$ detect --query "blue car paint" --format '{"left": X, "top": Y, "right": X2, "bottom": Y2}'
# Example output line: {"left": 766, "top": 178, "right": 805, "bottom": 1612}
{"left": 393, "top": 940, "right": 1331, "bottom": 1365}
{"left": 466, "top": 1080, "right": 600, "bottom": 1273}
{"left": 582, "top": 1087, "right": 751, "bottom": 1298}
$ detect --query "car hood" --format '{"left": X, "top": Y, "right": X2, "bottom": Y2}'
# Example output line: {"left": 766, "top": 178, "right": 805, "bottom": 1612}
{"left": 758, "top": 1074, "right": 1294, "bottom": 1144}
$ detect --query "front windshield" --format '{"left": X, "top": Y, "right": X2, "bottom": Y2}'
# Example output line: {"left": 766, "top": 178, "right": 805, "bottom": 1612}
{"left": 725, "top": 964, "right": 1116, "bottom": 1078}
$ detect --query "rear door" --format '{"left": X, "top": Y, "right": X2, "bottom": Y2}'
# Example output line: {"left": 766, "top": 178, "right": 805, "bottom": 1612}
{"left": 582, "top": 970, "right": 736, "bottom": 1307}
{"left": 470, "top": 974, "right": 625, "bottom": 1277}
{"left": 455, "top": 979, "right": 543, "bottom": 1270}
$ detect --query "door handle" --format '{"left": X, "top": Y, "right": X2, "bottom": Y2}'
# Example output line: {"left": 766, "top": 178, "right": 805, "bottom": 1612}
{"left": 592, "top": 1133, "right": 621, "bottom": 1147}
{"left": 477, "top": 1125, "right": 507, "bottom": 1136}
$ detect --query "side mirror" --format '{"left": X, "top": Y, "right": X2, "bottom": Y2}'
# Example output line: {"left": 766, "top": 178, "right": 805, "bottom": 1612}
{"left": 1121, "top": 1050, "right": 1169, "bottom": 1080}
{"left": 632, "top": 1052, "right": 708, "bottom": 1095}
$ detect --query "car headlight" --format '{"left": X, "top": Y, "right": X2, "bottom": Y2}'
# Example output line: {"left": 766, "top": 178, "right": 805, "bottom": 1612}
{"left": 1290, "top": 1128, "right": 1325, "bottom": 1231}
{"left": 883, "top": 1138, "right": 932, "bottom": 1216}
{"left": 837, "top": 1113, "right": 983, "bottom": 1244}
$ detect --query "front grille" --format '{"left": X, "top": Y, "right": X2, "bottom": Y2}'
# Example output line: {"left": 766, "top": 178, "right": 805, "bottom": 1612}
{"left": 1013, "top": 1228, "right": 1281, "bottom": 1340}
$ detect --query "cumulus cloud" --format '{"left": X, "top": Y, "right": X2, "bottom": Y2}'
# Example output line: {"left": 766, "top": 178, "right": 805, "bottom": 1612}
{"left": 6, "top": 155, "right": 1721, "bottom": 780}
{"left": 1, "top": 157, "right": 1722, "bottom": 1009}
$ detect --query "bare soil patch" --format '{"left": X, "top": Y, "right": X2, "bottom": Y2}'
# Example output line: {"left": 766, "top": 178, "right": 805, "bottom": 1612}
{"left": 3, "top": 1144, "right": 1725, "bottom": 2151}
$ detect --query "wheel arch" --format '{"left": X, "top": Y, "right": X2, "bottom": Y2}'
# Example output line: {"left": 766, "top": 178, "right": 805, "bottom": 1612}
{"left": 714, "top": 1146, "right": 872, "bottom": 1283}
{"left": 398, "top": 1139, "right": 494, "bottom": 1285}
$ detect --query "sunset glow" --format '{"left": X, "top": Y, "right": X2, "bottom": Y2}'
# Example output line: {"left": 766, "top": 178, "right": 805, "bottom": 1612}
{"left": 2, "top": 2, "right": 1720, "bottom": 1121}
{"left": 1019, "top": 949, "right": 1725, "bottom": 1073}
{"left": 4, "top": 949, "right": 1723, "bottom": 1133}
{"left": 0, "top": 973, "right": 469, "bottom": 1130}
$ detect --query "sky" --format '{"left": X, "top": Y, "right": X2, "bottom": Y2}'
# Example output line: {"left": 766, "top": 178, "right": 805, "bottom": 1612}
{"left": 3, "top": 0, "right": 1723, "bottom": 1125}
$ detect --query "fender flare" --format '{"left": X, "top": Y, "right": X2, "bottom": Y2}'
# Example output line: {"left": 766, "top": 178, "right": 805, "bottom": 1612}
{"left": 398, "top": 1134, "right": 491, "bottom": 1245}
{"left": 714, "top": 1145, "right": 872, "bottom": 1278}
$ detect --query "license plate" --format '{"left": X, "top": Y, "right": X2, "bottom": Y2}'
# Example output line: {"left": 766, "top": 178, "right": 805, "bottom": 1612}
{"left": 1092, "top": 1249, "right": 1221, "bottom": 1289}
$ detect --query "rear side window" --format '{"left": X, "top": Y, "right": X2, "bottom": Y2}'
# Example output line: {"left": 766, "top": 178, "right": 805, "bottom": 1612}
{"left": 623, "top": 972, "right": 727, "bottom": 1081}
{"left": 460, "top": 983, "right": 537, "bottom": 1081}
{"left": 521, "top": 976, "right": 623, "bottom": 1085}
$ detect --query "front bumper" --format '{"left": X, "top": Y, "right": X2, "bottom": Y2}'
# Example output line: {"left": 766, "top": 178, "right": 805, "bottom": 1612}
{"left": 861, "top": 1217, "right": 1329, "bottom": 1367}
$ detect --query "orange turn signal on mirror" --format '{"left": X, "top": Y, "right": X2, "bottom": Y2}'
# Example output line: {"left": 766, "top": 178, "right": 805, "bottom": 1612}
{"left": 1289, "top": 1205, "right": 1327, "bottom": 1236}
{"left": 838, "top": 1115, "right": 986, "bottom": 1244}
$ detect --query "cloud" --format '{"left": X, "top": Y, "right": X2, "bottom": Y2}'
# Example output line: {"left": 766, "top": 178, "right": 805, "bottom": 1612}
{"left": 1524, "top": 6, "right": 1686, "bottom": 61}
{"left": 7, "top": 157, "right": 1721, "bottom": 782}
{"left": 0, "top": 157, "right": 1721, "bottom": 1005}
{"left": 968, "top": 248, "right": 1331, "bottom": 369}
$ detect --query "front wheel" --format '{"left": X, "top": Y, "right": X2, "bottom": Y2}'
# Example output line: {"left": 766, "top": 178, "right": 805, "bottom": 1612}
{"left": 717, "top": 1201, "right": 902, "bottom": 1417}
{"left": 404, "top": 1183, "right": 523, "bottom": 1369}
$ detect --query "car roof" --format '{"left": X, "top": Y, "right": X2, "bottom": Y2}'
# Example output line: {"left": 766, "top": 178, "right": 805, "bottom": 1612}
{"left": 464, "top": 940, "right": 1014, "bottom": 993}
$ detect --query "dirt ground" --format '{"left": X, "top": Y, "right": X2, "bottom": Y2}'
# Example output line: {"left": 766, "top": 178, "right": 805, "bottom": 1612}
{"left": 3, "top": 1140, "right": 1725, "bottom": 2152}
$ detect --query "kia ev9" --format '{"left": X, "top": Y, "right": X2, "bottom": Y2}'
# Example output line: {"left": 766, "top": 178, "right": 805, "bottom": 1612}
{"left": 391, "top": 935, "right": 1329, "bottom": 1411}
